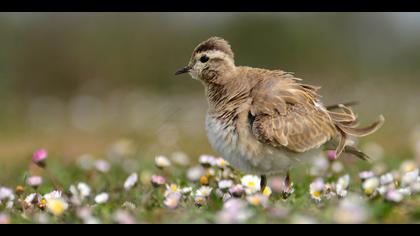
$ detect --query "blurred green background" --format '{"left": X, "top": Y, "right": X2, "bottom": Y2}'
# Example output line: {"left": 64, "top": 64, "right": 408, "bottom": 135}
{"left": 0, "top": 12, "right": 419, "bottom": 172}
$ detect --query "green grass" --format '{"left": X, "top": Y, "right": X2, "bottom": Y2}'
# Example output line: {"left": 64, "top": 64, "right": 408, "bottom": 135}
{"left": 1, "top": 145, "right": 420, "bottom": 224}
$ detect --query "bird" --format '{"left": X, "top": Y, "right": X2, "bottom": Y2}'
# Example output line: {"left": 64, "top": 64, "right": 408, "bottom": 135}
{"left": 175, "top": 36, "right": 385, "bottom": 194}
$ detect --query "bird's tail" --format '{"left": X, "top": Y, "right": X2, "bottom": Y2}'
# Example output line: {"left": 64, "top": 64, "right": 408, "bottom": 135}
{"left": 327, "top": 103, "right": 385, "bottom": 159}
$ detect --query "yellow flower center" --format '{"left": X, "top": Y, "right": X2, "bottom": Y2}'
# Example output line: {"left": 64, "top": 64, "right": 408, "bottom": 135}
{"left": 247, "top": 182, "right": 256, "bottom": 188}
{"left": 263, "top": 187, "right": 271, "bottom": 196}
{"left": 48, "top": 200, "right": 65, "bottom": 216}
{"left": 249, "top": 197, "right": 261, "bottom": 206}
{"left": 170, "top": 184, "right": 178, "bottom": 192}
{"left": 313, "top": 191, "right": 321, "bottom": 198}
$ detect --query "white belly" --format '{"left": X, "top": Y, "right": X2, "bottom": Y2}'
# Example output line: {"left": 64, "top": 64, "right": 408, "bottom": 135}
{"left": 205, "top": 114, "right": 319, "bottom": 175}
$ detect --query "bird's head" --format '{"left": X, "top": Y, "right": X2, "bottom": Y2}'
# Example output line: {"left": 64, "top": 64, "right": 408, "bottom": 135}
{"left": 175, "top": 37, "right": 236, "bottom": 84}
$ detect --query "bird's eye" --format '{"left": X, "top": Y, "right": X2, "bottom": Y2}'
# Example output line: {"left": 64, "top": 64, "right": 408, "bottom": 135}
{"left": 200, "top": 55, "right": 209, "bottom": 63}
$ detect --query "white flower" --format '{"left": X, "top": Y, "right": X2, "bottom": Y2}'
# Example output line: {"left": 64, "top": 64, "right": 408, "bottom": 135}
{"left": 333, "top": 194, "right": 370, "bottom": 224}
{"left": 95, "top": 159, "right": 111, "bottom": 173}
{"left": 94, "top": 193, "right": 109, "bottom": 204}
{"left": 26, "top": 176, "right": 43, "bottom": 187}
{"left": 401, "top": 169, "right": 418, "bottom": 187}
{"left": 170, "top": 152, "right": 190, "bottom": 166}
{"left": 359, "top": 171, "right": 375, "bottom": 180}
{"left": 385, "top": 189, "right": 404, "bottom": 203}
{"left": 331, "top": 162, "right": 344, "bottom": 173}
{"left": 124, "top": 173, "right": 138, "bottom": 191}
{"left": 44, "top": 191, "right": 62, "bottom": 201}
{"left": 186, "top": 166, "right": 205, "bottom": 182}
{"left": 218, "top": 179, "right": 234, "bottom": 190}
{"left": 410, "top": 181, "right": 420, "bottom": 193}
{"left": 0, "top": 213, "right": 10, "bottom": 224}
{"left": 77, "top": 182, "right": 91, "bottom": 198}
{"left": 164, "top": 193, "right": 181, "bottom": 209}
{"left": 0, "top": 187, "right": 14, "bottom": 202}
{"left": 194, "top": 195, "right": 207, "bottom": 207}
{"left": 241, "top": 175, "right": 261, "bottom": 195}
{"left": 46, "top": 198, "right": 69, "bottom": 216}
{"left": 155, "top": 155, "right": 171, "bottom": 168}
{"left": 199, "top": 154, "right": 217, "bottom": 167}
{"left": 246, "top": 194, "right": 269, "bottom": 208}
{"left": 216, "top": 199, "right": 253, "bottom": 224}
{"left": 362, "top": 177, "right": 380, "bottom": 196}
{"left": 216, "top": 157, "right": 229, "bottom": 169}
{"left": 113, "top": 210, "right": 136, "bottom": 224}
{"left": 380, "top": 173, "right": 394, "bottom": 185}
{"left": 181, "top": 187, "right": 193, "bottom": 195}
{"left": 25, "top": 193, "right": 41, "bottom": 205}
{"left": 309, "top": 155, "right": 329, "bottom": 176}
{"left": 164, "top": 184, "right": 180, "bottom": 197}
{"left": 400, "top": 160, "right": 417, "bottom": 173}
{"left": 398, "top": 187, "right": 411, "bottom": 196}
{"left": 336, "top": 175, "right": 350, "bottom": 198}
{"left": 196, "top": 186, "right": 213, "bottom": 198}
{"left": 309, "top": 178, "right": 325, "bottom": 202}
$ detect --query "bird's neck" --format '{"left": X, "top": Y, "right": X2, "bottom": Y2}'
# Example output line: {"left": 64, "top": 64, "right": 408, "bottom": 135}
{"left": 205, "top": 75, "right": 250, "bottom": 119}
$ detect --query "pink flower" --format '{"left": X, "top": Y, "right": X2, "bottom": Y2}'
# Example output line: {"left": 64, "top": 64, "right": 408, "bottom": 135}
{"left": 27, "top": 176, "right": 43, "bottom": 187}
{"left": 32, "top": 149, "right": 48, "bottom": 166}
{"left": 151, "top": 175, "right": 166, "bottom": 187}
{"left": 327, "top": 150, "right": 337, "bottom": 161}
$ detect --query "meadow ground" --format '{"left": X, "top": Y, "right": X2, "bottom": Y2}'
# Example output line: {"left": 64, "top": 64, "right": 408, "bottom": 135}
{"left": 1, "top": 135, "right": 420, "bottom": 224}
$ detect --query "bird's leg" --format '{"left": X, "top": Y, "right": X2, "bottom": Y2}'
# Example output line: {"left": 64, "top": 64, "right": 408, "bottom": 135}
{"left": 282, "top": 171, "right": 294, "bottom": 199}
{"left": 260, "top": 175, "right": 267, "bottom": 192}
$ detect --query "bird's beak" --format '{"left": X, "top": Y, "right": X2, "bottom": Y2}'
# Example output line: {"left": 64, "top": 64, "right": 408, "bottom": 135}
{"left": 174, "top": 66, "right": 190, "bottom": 76}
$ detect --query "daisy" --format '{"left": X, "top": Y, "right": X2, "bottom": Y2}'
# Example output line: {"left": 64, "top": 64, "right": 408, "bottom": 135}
{"left": 164, "top": 193, "right": 181, "bottom": 209}
{"left": 199, "top": 154, "right": 217, "bottom": 167}
{"left": 77, "top": 182, "right": 91, "bottom": 199}
{"left": 241, "top": 175, "right": 261, "bottom": 195}
{"left": 400, "top": 160, "right": 417, "bottom": 173}
{"left": 46, "top": 198, "right": 69, "bottom": 216}
{"left": 246, "top": 194, "right": 269, "bottom": 208}
{"left": 151, "top": 175, "right": 166, "bottom": 187}
{"left": 26, "top": 176, "right": 43, "bottom": 187}
{"left": 309, "top": 178, "right": 325, "bottom": 202}
{"left": 44, "top": 190, "right": 62, "bottom": 201}
{"left": 401, "top": 169, "right": 419, "bottom": 187}
{"left": 181, "top": 187, "right": 193, "bottom": 195}
{"left": 333, "top": 194, "right": 370, "bottom": 224}
{"left": 359, "top": 171, "right": 375, "bottom": 180}
{"left": 216, "top": 157, "right": 229, "bottom": 169}
{"left": 336, "top": 175, "right": 350, "bottom": 198}
{"left": 170, "top": 151, "right": 190, "bottom": 166}
{"left": 229, "top": 184, "right": 245, "bottom": 198}
{"left": 218, "top": 179, "right": 234, "bottom": 190}
{"left": 124, "top": 173, "right": 138, "bottom": 191}
{"left": 216, "top": 199, "right": 253, "bottom": 224}
{"left": 0, "top": 213, "right": 10, "bottom": 224}
{"left": 155, "top": 155, "right": 171, "bottom": 169}
{"left": 0, "top": 187, "right": 14, "bottom": 202}
{"left": 95, "top": 159, "right": 111, "bottom": 173}
{"left": 113, "top": 210, "right": 136, "bottom": 224}
{"left": 385, "top": 189, "right": 404, "bottom": 203}
{"left": 164, "top": 184, "right": 180, "bottom": 197}
{"left": 94, "top": 193, "right": 109, "bottom": 204}
{"left": 194, "top": 195, "right": 207, "bottom": 207}
{"left": 32, "top": 149, "right": 48, "bottom": 166}
{"left": 186, "top": 166, "right": 205, "bottom": 182}
{"left": 362, "top": 177, "right": 380, "bottom": 196}
{"left": 196, "top": 186, "right": 213, "bottom": 198}
{"left": 380, "top": 173, "right": 394, "bottom": 186}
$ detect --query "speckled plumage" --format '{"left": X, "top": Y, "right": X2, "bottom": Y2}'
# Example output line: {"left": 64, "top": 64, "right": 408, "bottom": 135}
{"left": 176, "top": 37, "right": 385, "bottom": 175}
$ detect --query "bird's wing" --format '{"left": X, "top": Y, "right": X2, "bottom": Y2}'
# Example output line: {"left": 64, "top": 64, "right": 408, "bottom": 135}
{"left": 249, "top": 72, "right": 337, "bottom": 153}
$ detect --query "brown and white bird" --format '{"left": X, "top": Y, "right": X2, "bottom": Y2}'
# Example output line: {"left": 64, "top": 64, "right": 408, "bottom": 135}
{"left": 175, "top": 37, "right": 384, "bottom": 192}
